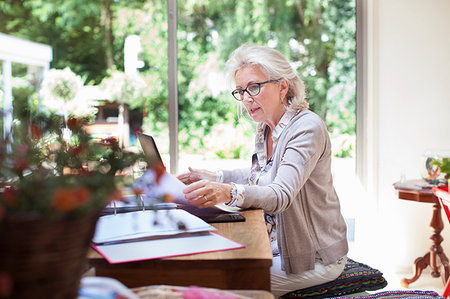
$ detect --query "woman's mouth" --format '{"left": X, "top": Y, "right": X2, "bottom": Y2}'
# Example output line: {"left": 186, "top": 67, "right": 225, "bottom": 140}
{"left": 249, "top": 107, "right": 261, "bottom": 115}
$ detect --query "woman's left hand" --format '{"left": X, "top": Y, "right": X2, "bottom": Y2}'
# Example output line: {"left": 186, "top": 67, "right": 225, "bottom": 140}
{"left": 176, "top": 167, "right": 216, "bottom": 184}
{"left": 183, "top": 180, "right": 233, "bottom": 208}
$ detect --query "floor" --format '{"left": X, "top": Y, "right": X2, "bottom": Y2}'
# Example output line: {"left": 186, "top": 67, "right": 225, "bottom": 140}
{"left": 380, "top": 267, "right": 445, "bottom": 295}
{"left": 347, "top": 239, "right": 446, "bottom": 296}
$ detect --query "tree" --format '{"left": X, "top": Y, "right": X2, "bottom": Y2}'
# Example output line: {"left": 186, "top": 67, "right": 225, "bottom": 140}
{"left": 1, "top": 0, "right": 356, "bottom": 154}
{"left": 176, "top": 0, "right": 355, "bottom": 135}
{"left": 0, "top": 0, "right": 148, "bottom": 84}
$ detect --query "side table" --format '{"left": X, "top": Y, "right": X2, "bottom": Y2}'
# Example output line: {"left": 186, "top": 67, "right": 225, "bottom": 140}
{"left": 394, "top": 179, "right": 449, "bottom": 287}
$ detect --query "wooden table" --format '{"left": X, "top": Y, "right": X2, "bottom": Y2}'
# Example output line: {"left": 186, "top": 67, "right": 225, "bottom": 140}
{"left": 87, "top": 209, "right": 273, "bottom": 291}
{"left": 394, "top": 179, "right": 449, "bottom": 287}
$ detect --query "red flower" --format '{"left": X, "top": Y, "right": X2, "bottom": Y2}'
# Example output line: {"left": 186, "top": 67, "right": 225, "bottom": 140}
{"left": 80, "top": 166, "right": 91, "bottom": 176}
{"left": 67, "top": 117, "right": 82, "bottom": 130}
{"left": 162, "top": 193, "right": 175, "bottom": 203}
{"left": 102, "top": 136, "right": 119, "bottom": 146}
{"left": 153, "top": 161, "right": 166, "bottom": 185}
{"left": 13, "top": 145, "right": 29, "bottom": 175}
{"left": 51, "top": 186, "right": 91, "bottom": 213}
{"left": 13, "top": 157, "right": 29, "bottom": 175}
{"left": 68, "top": 145, "right": 84, "bottom": 157}
{"left": 107, "top": 188, "right": 123, "bottom": 204}
{"left": 30, "top": 122, "right": 42, "bottom": 140}
{"left": 132, "top": 187, "right": 144, "bottom": 196}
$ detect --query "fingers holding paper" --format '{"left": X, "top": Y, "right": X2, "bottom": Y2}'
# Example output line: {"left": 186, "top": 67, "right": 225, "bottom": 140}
{"left": 183, "top": 180, "right": 233, "bottom": 208}
{"left": 177, "top": 167, "right": 216, "bottom": 185}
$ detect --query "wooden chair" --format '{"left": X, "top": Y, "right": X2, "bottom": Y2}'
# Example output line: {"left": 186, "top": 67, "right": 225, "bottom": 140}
{"left": 433, "top": 186, "right": 450, "bottom": 298}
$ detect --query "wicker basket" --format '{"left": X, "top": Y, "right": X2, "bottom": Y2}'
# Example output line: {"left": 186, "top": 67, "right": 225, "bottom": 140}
{"left": 0, "top": 212, "right": 100, "bottom": 299}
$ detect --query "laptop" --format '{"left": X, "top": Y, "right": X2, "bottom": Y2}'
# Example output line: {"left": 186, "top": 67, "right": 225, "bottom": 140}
{"left": 136, "top": 132, "right": 164, "bottom": 168}
{"left": 135, "top": 132, "right": 245, "bottom": 223}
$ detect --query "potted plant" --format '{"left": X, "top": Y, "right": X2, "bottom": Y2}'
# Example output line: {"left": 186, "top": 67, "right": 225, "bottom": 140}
{"left": 0, "top": 111, "right": 145, "bottom": 299}
{"left": 430, "top": 157, "right": 450, "bottom": 184}
{"left": 0, "top": 68, "right": 145, "bottom": 299}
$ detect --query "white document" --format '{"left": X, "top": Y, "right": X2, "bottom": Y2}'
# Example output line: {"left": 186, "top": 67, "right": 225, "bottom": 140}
{"left": 133, "top": 169, "right": 186, "bottom": 202}
{"left": 132, "top": 169, "right": 241, "bottom": 213}
{"left": 92, "top": 209, "right": 214, "bottom": 244}
{"left": 92, "top": 232, "right": 245, "bottom": 264}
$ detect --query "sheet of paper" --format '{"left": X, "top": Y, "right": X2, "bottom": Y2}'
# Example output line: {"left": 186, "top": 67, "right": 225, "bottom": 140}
{"left": 132, "top": 169, "right": 241, "bottom": 213}
{"left": 92, "top": 232, "right": 245, "bottom": 264}
{"left": 92, "top": 209, "right": 214, "bottom": 244}
{"left": 133, "top": 169, "right": 186, "bottom": 202}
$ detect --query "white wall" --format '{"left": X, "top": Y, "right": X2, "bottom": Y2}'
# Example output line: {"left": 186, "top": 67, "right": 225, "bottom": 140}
{"left": 355, "top": 0, "right": 450, "bottom": 273}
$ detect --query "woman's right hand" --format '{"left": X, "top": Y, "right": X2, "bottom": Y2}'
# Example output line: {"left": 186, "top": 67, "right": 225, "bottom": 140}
{"left": 176, "top": 167, "right": 216, "bottom": 185}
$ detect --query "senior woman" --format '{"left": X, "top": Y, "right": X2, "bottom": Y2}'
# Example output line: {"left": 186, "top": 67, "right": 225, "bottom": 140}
{"left": 177, "top": 44, "right": 348, "bottom": 297}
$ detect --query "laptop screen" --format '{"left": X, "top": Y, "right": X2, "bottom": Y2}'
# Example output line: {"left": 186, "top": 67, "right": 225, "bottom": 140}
{"left": 136, "top": 132, "right": 164, "bottom": 168}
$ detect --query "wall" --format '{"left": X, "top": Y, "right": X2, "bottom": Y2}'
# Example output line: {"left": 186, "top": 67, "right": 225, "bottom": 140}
{"left": 354, "top": 0, "right": 450, "bottom": 273}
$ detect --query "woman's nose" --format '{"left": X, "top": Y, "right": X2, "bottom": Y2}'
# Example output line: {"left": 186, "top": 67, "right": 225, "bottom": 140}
{"left": 242, "top": 92, "right": 254, "bottom": 103}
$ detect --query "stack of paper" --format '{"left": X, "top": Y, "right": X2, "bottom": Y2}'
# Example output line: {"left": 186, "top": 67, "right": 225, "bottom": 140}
{"left": 91, "top": 209, "right": 244, "bottom": 264}
{"left": 93, "top": 209, "right": 214, "bottom": 245}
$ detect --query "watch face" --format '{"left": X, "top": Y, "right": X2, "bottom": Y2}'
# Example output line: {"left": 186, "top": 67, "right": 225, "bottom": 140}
{"left": 232, "top": 184, "right": 238, "bottom": 198}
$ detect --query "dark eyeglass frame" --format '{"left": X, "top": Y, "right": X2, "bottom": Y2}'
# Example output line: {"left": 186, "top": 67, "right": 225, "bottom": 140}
{"left": 231, "top": 79, "right": 280, "bottom": 101}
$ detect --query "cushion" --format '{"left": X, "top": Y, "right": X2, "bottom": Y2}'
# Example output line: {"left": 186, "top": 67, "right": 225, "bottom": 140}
{"left": 282, "top": 258, "right": 388, "bottom": 298}
{"left": 333, "top": 290, "right": 445, "bottom": 299}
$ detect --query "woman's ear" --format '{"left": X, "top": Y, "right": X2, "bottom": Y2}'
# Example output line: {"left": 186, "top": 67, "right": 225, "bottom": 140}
{"left": 280, "top": 78, "right": 289, "bottom": 101}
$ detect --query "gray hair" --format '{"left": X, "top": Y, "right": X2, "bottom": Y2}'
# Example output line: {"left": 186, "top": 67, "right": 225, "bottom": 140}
{"left": 225, "top": 44, "right": 309, "bottom": 112}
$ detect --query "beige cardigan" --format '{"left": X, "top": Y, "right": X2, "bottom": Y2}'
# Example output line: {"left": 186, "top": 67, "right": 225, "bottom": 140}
{"left": 222, "top": 109, "right": 348, "bottom": 274}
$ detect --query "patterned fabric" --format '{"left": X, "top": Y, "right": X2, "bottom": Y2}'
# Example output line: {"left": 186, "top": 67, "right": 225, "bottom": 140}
{"left": 333, "top": 290, "right": 444, "bottom": 299}
{"left": 248, "top": 111, "right": 296, "bottom": 185}
{"left": 282, "top": 258, "right": 388, "bottom": 298}
{"left": 264, "top": 212, "right": 279, "bottom": 255}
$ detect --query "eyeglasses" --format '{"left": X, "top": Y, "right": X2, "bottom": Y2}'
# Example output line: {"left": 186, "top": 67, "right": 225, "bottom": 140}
{"left": 231, "top": 79, "right": 280, "bottom": 101}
